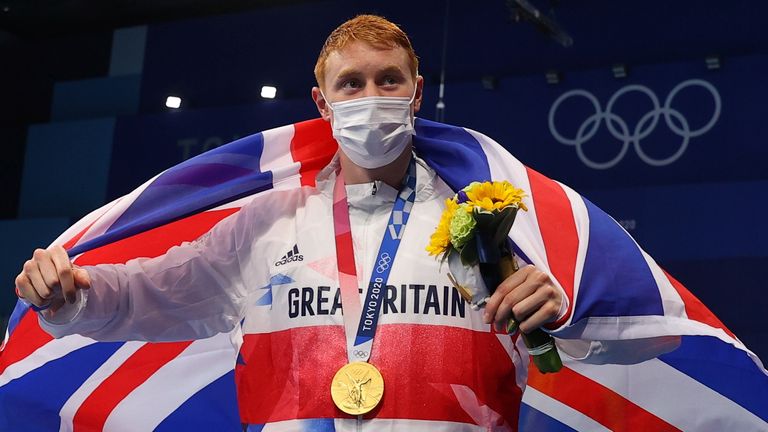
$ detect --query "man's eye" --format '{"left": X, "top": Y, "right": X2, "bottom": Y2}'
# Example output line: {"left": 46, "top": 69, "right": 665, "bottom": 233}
{"left": 383, "top": 77, "right": 399, "bottom": 86}
{"left": 341, "top": 80, "right": 360, "bottom": 89}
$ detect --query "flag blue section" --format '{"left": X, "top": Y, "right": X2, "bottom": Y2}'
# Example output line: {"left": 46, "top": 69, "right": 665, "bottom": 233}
{"left": 156, "top": 370, "right": 240, "bottom": 431}
{"left": 68, "top": 132, "right": 273, "bottom": 257}
{"left": 518, "top": 403, "right": 578, "bottom": 431}
{"left": 414, "top": 118, "right": 492, "bottom": 192}
{"left": 573, "top": 197, "right": 663, "bottom": 321}
{"left": 6, "top": 301, "right": 29, "bottom": 337}
{"left": 0, "top": 342, "right": 123, "bottom": 431}
{"left": 659, "top": 336, "right": 768, "bottom": 420}
{"left": 511, "top": 242, "right": 534, "bottom": 267}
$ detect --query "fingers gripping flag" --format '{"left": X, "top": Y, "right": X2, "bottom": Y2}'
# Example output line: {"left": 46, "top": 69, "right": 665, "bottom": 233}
{"left": 1, "top": 118, "right": 766, "bottom": 431}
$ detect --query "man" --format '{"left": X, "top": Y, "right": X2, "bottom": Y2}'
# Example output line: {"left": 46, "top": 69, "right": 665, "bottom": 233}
{"left": 15, "top": 15, "right": 665, "bottom": 430}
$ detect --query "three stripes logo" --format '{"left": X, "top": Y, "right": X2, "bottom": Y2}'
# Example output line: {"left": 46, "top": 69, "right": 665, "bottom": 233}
{"left": 275, "top": 244, "right": 304, "bottom": 266}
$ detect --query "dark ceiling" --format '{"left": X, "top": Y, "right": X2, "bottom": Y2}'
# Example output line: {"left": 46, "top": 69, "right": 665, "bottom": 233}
{"left": 0, "top": 0, "right": 317, "bottom": 40}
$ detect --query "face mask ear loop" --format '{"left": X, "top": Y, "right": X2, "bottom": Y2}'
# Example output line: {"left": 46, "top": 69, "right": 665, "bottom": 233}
{"left": 319, "top": 90, "right": 334, "bottom": 113}
{"left": 408, "top": 76, "right": 419, "bottom": 105}
{"left": 407, "top": 77, "right": 419, "bottom": 124}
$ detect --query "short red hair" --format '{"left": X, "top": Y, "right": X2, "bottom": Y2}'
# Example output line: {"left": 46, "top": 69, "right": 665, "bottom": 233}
{"left": 314, "top": 15, "right": 419, "bottom": 88}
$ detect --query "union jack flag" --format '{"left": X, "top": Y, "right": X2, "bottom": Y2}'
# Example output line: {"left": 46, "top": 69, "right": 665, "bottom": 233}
{"left": 1, "top": 118, "right": 766, "bottom": 431}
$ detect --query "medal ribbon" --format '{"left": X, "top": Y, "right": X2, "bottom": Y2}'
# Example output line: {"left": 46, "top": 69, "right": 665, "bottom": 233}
{"left": 332, "top": 159, "right": 417, "bottom": 363}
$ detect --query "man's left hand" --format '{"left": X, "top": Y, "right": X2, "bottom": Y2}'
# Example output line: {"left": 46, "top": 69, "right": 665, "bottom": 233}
{"left": 482, "top": 265, "right": 563, "bottom": 333}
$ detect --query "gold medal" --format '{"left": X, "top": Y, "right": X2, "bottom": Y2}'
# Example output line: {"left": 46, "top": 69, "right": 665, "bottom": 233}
{"left": 330, "top": 362, "right": 384, "bottom": 415}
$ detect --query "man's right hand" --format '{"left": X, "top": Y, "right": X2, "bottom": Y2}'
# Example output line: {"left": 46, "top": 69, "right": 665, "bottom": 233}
{"left": 15, "top": 245, "right": 91, "bottom": 309}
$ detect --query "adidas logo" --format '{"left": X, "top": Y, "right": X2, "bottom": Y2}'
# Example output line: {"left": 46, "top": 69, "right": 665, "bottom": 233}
{"left": 275, "top": 244, "right": 304, "bottom": 266}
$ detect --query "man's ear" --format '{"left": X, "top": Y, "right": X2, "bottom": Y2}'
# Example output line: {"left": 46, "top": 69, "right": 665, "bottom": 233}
{"left": 413, "top": 75, "right": 424, "bottom": 113}
{"left": 312, "top": 87, "right": 332, "bottom": 121}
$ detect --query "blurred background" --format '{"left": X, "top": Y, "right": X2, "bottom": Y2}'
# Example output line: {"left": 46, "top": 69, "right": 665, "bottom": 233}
{"left": 0, "top": 0, "right": 766, "bottom": 361}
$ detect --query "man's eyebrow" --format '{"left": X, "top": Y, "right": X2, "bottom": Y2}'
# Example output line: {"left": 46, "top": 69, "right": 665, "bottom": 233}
{"left": 376, "top": 65, "right": 407, "bottom": 76}
{"left": 333, "top": 68, "right": 360, "bottom": 83}
{"left": 333, "top": 65, "right": 406, "bottom": 82}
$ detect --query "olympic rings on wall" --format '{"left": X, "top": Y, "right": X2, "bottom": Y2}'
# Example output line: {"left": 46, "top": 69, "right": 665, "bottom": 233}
{"left": 548, "top": 79, "right": 721, "bottom": 169}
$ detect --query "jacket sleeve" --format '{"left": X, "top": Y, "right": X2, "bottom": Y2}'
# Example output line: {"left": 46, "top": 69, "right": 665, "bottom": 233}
{"left": 38, "top": 199, "right": 272, "bottom": 342}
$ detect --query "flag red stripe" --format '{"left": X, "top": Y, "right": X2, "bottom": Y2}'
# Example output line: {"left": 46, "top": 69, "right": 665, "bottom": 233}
{"left": 74, "top": 209, "right": 239, "bottom": 265}
{"left": 526, "top": 168, "right": 577, "bottom": 328}
{"left": 0, "top": 313, "right": 53, "bottom": 375}
{"left": 72, "top": 341, "right": 193, "bottom": 431}
{"left": 62, "top": 219, "right": 99, "bottom": 250}
{"left": 236, "top": 324, "right": 521, "bottom": 426}
{"left": 663, "top": 270, "right": 736, "bottom": 339}
{"left": 290, "top": 118, "right": 336, "bottom": 187}
{"left": 528, "top": 365, "right": 681, "bottom": 431}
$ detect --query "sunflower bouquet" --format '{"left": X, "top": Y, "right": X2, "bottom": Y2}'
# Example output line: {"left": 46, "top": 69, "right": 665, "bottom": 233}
{"left": 427, "top": 181, "right": 562, "bottom": 373}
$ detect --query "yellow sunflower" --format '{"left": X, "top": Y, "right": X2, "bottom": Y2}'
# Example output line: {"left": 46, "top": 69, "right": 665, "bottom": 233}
{"left": 426, "top": 198, "right": 459, "bottom": 256}
{"left": 465, "top": 181, "right": 528, "bottom": 213}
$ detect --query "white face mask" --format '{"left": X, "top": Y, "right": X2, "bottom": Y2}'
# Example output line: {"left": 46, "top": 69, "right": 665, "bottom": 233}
{"left": 323, "top": 88, "right": 417, "bottom": 169}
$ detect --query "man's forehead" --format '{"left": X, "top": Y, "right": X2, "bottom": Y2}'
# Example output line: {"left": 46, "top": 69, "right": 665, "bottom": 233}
{"left": 324, "top": 41, "right": 410, "bottom": 76}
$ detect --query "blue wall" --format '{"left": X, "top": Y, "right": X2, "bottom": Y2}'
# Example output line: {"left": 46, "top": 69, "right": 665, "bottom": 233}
{"left": 20, "top": 118, "right": 115, "bottom": 219}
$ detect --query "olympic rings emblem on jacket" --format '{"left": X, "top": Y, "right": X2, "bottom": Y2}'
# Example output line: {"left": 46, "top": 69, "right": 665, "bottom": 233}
{"left": 548, "top": 79, "right": 721, "bottom": 169}
{"left": 376, "top": 253, "right": 392, "bottom": 273}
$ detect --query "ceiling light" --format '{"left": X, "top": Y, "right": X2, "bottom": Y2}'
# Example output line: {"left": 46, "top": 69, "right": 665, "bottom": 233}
{"left": 165, "top": 96, "right": 181, "bottom": 109}
{"left": 261, "top": 86, "right": 277, "bottom": 99}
